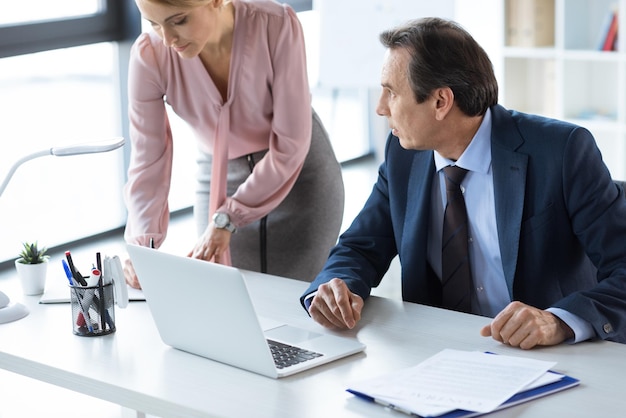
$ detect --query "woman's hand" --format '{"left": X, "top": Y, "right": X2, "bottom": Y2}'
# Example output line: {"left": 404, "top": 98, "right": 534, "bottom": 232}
{"left": 123, "top": 257, "right": 142, "bottom": 289}
{"left": 188, "top": 224, "right": 232, "bottom": 264}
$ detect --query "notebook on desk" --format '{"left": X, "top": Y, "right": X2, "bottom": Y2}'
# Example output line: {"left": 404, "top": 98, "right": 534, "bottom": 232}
{"left": 126, "top": 244, "right": 366, "bottom": 378}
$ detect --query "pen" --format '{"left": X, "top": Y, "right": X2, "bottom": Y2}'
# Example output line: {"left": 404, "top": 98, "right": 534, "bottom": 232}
{"left": 96, "top": 252, "right": 102, "bottom": 273}
{"left": 85, "top": 266, "right": 114, "bottom": 331}
{"left": 96, "top": 252, "right": 106, "bottom": 331}
{"left": 61, "top": 259, "right": 74, "bottom": 286}
{"left": 80, "top": 287, "right": 97, "bottom": 332}
{"left": 65, "top": 251, "right": 87, "bottom": 286}
{"left": 63, "top": 260, "right": 93, "bottom": 333}
{"left": 81, "top": 269, "right": 111, "bottom": 332}
{"left": 87, "top": 269, "right": 102, "bottom": 287}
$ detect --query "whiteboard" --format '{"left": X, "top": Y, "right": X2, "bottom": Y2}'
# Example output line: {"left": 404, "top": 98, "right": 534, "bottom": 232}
{"left": 315, "top": 0, "right": 455, "bottom": 88}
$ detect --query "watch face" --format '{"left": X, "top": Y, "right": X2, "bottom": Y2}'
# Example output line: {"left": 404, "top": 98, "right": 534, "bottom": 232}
{"left": 214, "top": 213, "right": 229, "bottom": 227}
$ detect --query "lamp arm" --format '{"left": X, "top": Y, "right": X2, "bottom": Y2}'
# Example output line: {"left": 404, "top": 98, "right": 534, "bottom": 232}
{"left": 0, "top": 137, "right": 125, "bottom": 197}
{"left": 51, "top": 137, "right": 125, "bottom": 156}
{"left": 0, "top": 149, "right": 51, "bottom": 197}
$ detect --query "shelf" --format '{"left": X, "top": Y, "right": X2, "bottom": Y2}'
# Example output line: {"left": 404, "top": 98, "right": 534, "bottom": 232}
{"left": 563, "top": 0, "right": 618, "bottom": 51}
{"left": 560, "top": 49, "right": 624, "bottom": 61}
{"left": 505, "top": 0, "right": 555, "bottom": 47}
{"left": 562, "top": 59, "right": 620, "bottom": 121}
{"left": 503, "top": 57, "right": 557, "bottom": 118}
{"left": 499, "top": 0, "right": 626, "bottom": 179}
{"left": 503, "top": 47, "right": 556, "bottom": 58}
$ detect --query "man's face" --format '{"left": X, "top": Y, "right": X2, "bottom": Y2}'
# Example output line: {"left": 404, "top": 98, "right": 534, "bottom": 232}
{"left": 376, "top": 48, "right": 439, "bottom": 151}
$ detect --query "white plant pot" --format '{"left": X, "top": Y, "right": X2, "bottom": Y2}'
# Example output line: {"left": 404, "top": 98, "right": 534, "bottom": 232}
{"left": 15, "top": 260, "right": 48, "bottom": 296}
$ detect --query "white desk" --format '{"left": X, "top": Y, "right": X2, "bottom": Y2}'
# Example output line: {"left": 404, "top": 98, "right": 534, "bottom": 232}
{"left": 1, "top": 267, "right": 625, "bottom": 417}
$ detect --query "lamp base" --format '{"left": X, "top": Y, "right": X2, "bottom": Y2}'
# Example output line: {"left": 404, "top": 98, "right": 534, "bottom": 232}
{"left": 0, "top": 290, "right": 29, "bottom": 324}
{"left": 0, "top": 303, "right": 29, "bottom": 324}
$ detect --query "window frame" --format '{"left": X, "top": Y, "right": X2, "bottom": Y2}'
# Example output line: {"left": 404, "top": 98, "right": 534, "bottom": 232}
{"left": 0, "top": 0, "right": 314, "bottom": 266}
{"left": 286, "top": 0, "right": 312, "bottom": 12}
{"left": 0, "top": 0, "right": 140, "bottom": 58}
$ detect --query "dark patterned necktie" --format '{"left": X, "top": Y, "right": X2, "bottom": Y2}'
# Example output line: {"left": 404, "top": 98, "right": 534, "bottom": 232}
{"left": 441, "top": 165, "right": 472, "bottom": 313}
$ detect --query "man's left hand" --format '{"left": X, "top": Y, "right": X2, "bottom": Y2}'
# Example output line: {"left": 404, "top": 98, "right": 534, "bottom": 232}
{"left": 480, "top": 301, "right": 574, "bottom": 349}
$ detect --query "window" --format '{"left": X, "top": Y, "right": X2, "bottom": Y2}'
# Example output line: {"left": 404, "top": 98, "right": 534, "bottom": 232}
{"left": 0, "top": 0, "right": 138, "bottom": 58}
{"left": 0, "top": 1, "right": 372, "bottom": 264}
{"left": 0, "top": 1, "right": 140, "bottom": 263}
{"left": 0, "top": 1, "right": 100, "bottom": 25}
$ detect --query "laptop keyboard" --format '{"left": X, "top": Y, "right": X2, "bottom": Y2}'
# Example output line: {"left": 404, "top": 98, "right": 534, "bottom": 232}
{"left": 267, "top": 339, "right": 323, "bottom": 369}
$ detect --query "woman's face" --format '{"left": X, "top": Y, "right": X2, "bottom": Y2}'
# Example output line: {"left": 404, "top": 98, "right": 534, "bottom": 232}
{"left": 135, "top": 0, "right": 221, "bottom": 58}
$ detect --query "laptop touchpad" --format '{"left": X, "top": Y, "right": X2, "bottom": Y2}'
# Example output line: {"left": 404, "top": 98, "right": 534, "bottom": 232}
{"left": 264, "top": 325, "right": 322, "bottom": 344}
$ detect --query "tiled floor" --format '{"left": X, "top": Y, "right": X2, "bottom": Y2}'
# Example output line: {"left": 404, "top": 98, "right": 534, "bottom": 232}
{"left": 0, "top": 154, "right": 402, "bottom": 418}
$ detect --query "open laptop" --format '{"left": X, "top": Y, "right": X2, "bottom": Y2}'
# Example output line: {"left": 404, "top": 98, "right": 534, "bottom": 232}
{"left": 126, "top": 244, "right": 366, "bottom": 378}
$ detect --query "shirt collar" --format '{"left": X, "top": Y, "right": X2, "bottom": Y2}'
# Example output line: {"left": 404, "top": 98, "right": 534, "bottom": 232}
{"left": 434, "top": 107, "right": 492, "bottom": 174}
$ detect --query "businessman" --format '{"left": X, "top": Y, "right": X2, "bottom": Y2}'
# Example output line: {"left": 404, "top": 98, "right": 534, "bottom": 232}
{"left": 301, "top": 17, "right": 626, "bottom": 349}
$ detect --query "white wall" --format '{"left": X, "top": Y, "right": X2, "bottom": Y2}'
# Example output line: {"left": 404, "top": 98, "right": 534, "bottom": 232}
{"left": 315, "top": 0, "right": 456, "bottom": 88}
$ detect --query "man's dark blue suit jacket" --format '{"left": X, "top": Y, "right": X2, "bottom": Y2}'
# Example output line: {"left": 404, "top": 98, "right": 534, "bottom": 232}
{"left": 302, "top": 104, "right": 626, "bottom": 343}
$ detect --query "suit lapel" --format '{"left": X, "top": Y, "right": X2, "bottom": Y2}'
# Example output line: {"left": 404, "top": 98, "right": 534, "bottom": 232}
{"left": 404, "top": 151, "right": 435, "bottom": 243}
{"left": 401, "top": 150, "right": 436, "bottom": 302}
{"left": 490, "top": 106, "right": 528, "bottom": 297}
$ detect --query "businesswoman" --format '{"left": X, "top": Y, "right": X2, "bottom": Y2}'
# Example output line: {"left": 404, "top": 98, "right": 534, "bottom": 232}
{"left": 123, "top": 0, "right": 344, "bottom": 286}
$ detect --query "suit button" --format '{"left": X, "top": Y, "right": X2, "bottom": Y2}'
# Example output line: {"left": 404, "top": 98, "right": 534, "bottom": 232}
{"left": 603, "top": 323, "right": 614, "bottom": 334}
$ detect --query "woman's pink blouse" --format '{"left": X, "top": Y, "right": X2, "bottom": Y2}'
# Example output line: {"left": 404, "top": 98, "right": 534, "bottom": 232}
{"left": 124, "top": 0, "right": 312, "bottom": 247}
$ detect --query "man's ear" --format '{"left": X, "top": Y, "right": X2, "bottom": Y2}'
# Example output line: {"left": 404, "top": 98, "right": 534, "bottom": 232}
{"left": 433, "top": 87, "right": 454, "bottom": 120}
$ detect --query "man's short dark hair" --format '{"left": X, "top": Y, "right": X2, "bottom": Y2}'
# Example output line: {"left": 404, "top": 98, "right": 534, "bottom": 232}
{"left": 379, "top": 17, "right": 498, "bottom": 116}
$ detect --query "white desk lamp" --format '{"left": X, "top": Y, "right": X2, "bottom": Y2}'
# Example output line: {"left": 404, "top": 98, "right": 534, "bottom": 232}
{"left": 0, "top": 137, "right": 125, "bottom": 324}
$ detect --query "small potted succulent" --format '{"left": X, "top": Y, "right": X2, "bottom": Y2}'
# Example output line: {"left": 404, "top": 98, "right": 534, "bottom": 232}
{"left": 15, "top": 241, "right": 50, "bottom": 295}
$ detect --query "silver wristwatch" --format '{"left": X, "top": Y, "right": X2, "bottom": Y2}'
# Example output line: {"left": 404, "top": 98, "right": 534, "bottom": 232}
{"left": 212, "top": 212, "right": 236, "bottom": 233}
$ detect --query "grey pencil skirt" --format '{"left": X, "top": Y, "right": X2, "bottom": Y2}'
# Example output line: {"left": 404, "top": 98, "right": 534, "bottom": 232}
{"left": 194, "top": 110, "right": 345, "bottom": 282}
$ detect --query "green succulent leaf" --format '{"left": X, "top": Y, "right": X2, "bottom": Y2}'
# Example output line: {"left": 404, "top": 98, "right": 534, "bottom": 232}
{"left": 17, "top": 241, "right": 49, "bottom": 264}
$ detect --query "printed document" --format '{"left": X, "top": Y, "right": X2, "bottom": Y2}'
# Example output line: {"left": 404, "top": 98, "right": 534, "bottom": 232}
{"left": 347, "top": 349, "right": 556, "bottom": 416}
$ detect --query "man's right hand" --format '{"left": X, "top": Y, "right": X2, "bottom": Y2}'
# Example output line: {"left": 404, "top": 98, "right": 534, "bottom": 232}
{"left": 308, "top": 278, "right": 364, "bottom": 329}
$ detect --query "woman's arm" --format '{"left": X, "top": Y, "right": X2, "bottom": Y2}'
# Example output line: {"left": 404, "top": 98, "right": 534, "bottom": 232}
{"left": 123, "top": 33, "right": 173, "bottom": 248}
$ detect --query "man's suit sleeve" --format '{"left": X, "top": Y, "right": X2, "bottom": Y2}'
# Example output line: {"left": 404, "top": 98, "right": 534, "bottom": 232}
{"left": 551, "top": 127, "right": 626, "bottom": 343}
{"left": 299, "top": 133, "right": 401, "bottom": 309}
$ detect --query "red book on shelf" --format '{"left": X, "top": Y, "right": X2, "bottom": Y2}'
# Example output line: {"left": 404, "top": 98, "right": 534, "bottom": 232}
{"left": 602, "top": 11, "right": 618, "bottom": 51}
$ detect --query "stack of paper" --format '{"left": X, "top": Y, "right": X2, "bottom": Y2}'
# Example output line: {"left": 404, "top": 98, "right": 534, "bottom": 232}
{"left": 39, "top": 273, "right": 145, "bottom": 304}
{"left": 347, "top": 349, "right": 579, "bottom": 417}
